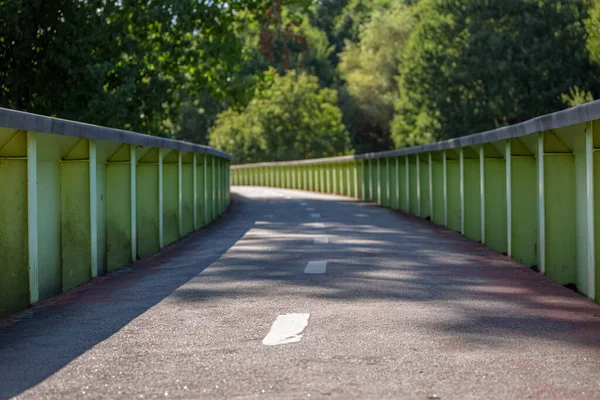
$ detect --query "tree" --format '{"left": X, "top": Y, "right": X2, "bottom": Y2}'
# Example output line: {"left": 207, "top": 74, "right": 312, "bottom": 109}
{"left": 0, "top": 0, "right": 309, "bottom": 136}
{"left": 338, "top": 2, "right": 415, "bottom": 152}
{"left": 209, "top": 69, "right": 351, "bottom": 163}
{"left": 391, "top": 0, "right": 600, "bottom": 147}
{"left": 587, "top": 0, "right": 600, "bottom": 67}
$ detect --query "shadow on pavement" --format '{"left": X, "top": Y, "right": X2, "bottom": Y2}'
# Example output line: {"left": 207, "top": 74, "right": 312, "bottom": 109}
{"left": 1, "top": 186, "right": 600, "bottom": 398}
{"left": 0, "top": 193, "right": 257, "bottom": 399}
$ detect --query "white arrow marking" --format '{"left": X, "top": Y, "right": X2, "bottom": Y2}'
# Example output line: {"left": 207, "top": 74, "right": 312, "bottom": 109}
{"left": 304, "top": 260, "right": 327, "bottom": 274}
{"left": 262, "top": 313, "right": 310, "bottom": 346}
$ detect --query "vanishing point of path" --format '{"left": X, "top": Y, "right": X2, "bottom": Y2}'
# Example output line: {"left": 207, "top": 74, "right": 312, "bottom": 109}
{"left": 1, "top": 187, "right": 600, "bottom": 399}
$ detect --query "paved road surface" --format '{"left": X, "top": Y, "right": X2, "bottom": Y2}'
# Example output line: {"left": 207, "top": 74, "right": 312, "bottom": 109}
{"left": 1, "top": 187, "right": 600, "bottom": 399}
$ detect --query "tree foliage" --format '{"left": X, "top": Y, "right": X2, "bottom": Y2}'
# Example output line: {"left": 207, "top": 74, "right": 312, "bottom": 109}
{"left": 338, "top": 2, "right": 415, "bottom": 152}
{"left": 3, "top": 0, "right": 600, "bottom": 160}
{"left": 209, "top": 69, "right": 351, "bottom": 163}
{"left": 0, "top": 0, "right": 303, "bottom": 135}
{"left": 391, "top": 0, "right": 600, "bottom": 147}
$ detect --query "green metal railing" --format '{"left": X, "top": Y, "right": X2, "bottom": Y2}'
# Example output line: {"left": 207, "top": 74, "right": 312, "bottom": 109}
{"left": 232, "top": 101, "right": 600, "bottom": 304}
{"left": 0, "top": 108, "right": 232, "bottom": 318}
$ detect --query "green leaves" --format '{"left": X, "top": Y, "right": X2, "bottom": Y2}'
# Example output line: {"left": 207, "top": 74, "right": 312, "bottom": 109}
{"left": 0, "top": 0, "right": 294, "bottom": 136}
{"left": 392, "top": 0, "right": 600, "bottom": 146}
{"left": 209, "top": 69, "right": 351, "bottom": 163}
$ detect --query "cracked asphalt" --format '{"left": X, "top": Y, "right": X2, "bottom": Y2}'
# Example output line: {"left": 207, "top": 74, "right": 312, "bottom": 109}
{"left": 1, "top": 186, "right": 600, "bottom": 399}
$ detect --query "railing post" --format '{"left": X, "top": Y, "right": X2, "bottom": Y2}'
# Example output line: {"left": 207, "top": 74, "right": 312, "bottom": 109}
{"left": 537, "top": 132, "right": 546, "bottom": 273}
{"left": 505, "top": 140, "right": 512, "bottom": 257}
{"left": 405, "top": 156, "right": 410, "bottom": 212}
{"left": 359, "top": 160, "right": 364, "bottom": 200}
{"left": 27, "top": 131, "right": 39, "bottom": 304}
{"left": 428, "top": 152, "right": 434, "bottom": 219}
{"left": 333, "top": 163, "right": 337, "bottom": 194}
{"left": 416, "top": 154, "right": 421, "bottom": 216}
{"left": 346, "top": 162, "right": 351, "bottom": 197}
{"left": 178, "top": 151, "right": 183, "bottom": 237}
{"left": 292, "top": 165, "right": 296, "bottom": 189}
{"left": 212, "top": 156, "right": 216, "bottom": 220}
{"left": 158, "top": 148, "right": 164, "bottom": 248}
{"left": 480, "top": 145, "right": 486, "bottom": 244}
{"left": 377, "top": 158, "right": 381, "bottom": 204}
{"left": 130, "top": 145, "right": 137, "bottom": 260}
{"left": 339, "top": 163, "right": 343, "bottom": 195}
{"left": 368, "top": 159, "right": 373, "bottom": 201}
{"left": 395, "top": 157, "right": 400, "bottom": 209}
{"left": 89, "top": 139, "right": 98, "bottom": 277}
{"left": 443, "top": 150, "right": 448, "bottom": 227}
{"left": 459, "top": 148, "right": 465, "bottom": 235}
{"left": 585, "top": 123, "right": 596, "bottom": 298}
{"left": 386, "top": 158, "right": 390, "bottom": 206}
{"left": 204, "top": 156, "right": 208, "bottom": 224}
{"left": 320, "top": 165, "right": 325, "bottom": 192}
{"left": 193, "top": 153, "right": 198, "bottom": 230}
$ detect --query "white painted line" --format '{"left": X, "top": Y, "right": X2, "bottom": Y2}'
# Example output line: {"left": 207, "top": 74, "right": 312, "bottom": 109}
{"left": 305, "top": 207, "right": 315, "bottom": 211}
{"left": 304, "top": 260, "right": 327, "bottom": 274}
{"left": 299, "top": 201, "right": 308, "bottom": 206}
{"left": 313, "top": 236, "right": 329, "bottom": 244}
{"left": 262, "top": 313, "right": 310, "bottom": 346}
{"left": 310, "top": 213, "right": 321, "bottom": 219}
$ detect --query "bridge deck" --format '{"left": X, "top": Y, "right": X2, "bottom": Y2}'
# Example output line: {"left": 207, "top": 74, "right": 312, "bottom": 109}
{"left": 1, "top": 187, "right": 599, "bottom": 399}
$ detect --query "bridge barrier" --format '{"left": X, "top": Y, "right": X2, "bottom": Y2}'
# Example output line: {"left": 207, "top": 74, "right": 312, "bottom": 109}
{"left": 232, "top": 101, "right": 600, "bottom": 304}
{"left": 0, "top": 108, "right": 232, "bottom": 318}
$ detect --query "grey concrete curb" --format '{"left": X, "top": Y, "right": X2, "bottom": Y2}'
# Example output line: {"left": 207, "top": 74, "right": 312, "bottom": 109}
{"left": 0, "top": 107, "right": 233, "bottom": 160}
{"left": 232, "top": 100, "right": 600, "bottom": 168}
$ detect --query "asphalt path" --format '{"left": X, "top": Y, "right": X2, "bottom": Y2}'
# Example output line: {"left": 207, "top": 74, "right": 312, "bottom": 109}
{"left": 1, "top": 186, "right": 600, "bottom": 399}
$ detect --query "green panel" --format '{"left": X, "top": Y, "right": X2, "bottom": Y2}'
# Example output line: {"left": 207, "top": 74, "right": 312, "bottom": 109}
{"left": 162, "top": 163, "right": 179, "bottom": 246}
{"left": 446, "top": 160, "right": 461, "bottom": 231}
{"left": 217, "top": 161, "right": 223, "bottom": 213}
{"left": 545, "top": 155, "right": 576, "bottom": 285}
{"left": 61, "top": 162, "right": 91, "bottom": 291}
{"left": 182, "top": 164, "right": 194, "bottom": 235}
{"left": 136, "top": 164, "right": 160, "bottom": 258}
{"left": 389, "top": 159, "right": 398, "bottom": 208}
{"left": 303, "top": 166, "right": 307, "bottom": 190}
{"left": 463, "top": 159, "right": 481, "bottom": 241}
{"left": 573, "top": 128, "right": 590, "bottom": 294}
{"left": 337, "top": 164, "right": 343, "bottom": 194}
{"left": 484, "top": 158, "right": 507, "bottom": 253}
{"left": 594, "top": 152, "right": 600, "bottom": 301}
{"left": 346, "top": 163, "right": 352, "bottom": 196}
{"left": 409, "top": 159, "right": 418, "bottom": 214}
{"left": 511, "top": 157, "right": 537, "bottom": 267}
{"left": 363, "top": 160, "right": 372, "bottom": 201}
{"left": 419, "top": 160, "right": 430, "bottom": 218}
{"left": 197, "top": 157, "right": 206, "bottom": 227}
{"left": 398, "top": 161, "right": 408, "bottom": 211}
{"left": 380, "top": 160, "right": 388, "bottom": 205}
{"left": 206, "top": 158, "right": 214, "bottom": 222}
{"left": 338, "top": 164, "right": 345, "bottom": 195}
{"left": 432, "top": 161, "right": 445, "bottom": 225}
{"left": 0, "top": 159, "right": 28, "bottom": 317}
{"left": 314, "top": 165, "right": 319, "bottom": 191}
{"left": 106, "top": 163, "right": 132, "bottom": 272}
{"left": 95, "top": 157, "right": 107, "bottom": 275}
{"left": 36, "top": 160, "right": 62, "bottom": 300}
